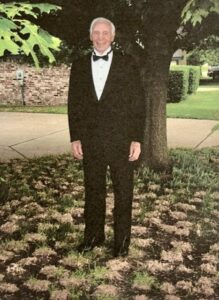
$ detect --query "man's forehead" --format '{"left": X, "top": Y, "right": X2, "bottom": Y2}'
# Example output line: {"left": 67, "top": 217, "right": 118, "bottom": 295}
{"left": 92, "top": 21, "right": 111, "bottom": 31}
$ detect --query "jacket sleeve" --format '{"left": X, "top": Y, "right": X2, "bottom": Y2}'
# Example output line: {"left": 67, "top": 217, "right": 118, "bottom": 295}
{"left": 127, "top": 57, "right": 145, "bottom": 144}
{"left": 67, "top": 60, "right": 85, "bottom": 142}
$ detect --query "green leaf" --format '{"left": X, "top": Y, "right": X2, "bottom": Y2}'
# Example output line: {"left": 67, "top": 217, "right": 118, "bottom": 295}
{"left": 31, "top": 3, "right": 62, "bottom": 14}
{"left": 0, "top": 2, "right": 61, "bottom": 19}
{"left": 20, "top": 20, "right": 60, "bottom": 62}
{"left": 0, "top": 3, "right": 38, "bottom": 19}
{"left": 181, "top": 0, "right": 219, "bottom": 25}
{"left": 0, "top": 17, "right": 20, "bottom": 55}
{"left": 0, "top": 2, "right": 62, "bottom": 67}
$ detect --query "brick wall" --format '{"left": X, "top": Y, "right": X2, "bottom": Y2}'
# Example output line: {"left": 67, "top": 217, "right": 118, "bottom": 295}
{"left": 0, "top": 62, "right": 70, "bottom": 105}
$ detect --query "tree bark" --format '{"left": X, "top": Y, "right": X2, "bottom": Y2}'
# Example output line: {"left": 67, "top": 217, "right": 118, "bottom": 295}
{"left": 139, "top": 0, "right": 188, "bottom": 170}
{"left": 140, "top": 48, "right": 172, "bottom": 170}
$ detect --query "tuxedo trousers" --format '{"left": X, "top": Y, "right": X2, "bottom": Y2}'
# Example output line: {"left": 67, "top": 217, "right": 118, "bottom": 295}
{"left": 82, "top": 150, "right": 134, "bottom": 253}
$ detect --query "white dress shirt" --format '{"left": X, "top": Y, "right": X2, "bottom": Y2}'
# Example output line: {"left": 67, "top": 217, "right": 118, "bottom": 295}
{"left": 91, "top": 47, "right": 113, "bottom": 100}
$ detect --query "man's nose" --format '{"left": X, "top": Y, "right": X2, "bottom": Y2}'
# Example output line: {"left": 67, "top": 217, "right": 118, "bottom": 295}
{"left": 98, "top": 33, "right": 104, "bottom": 40}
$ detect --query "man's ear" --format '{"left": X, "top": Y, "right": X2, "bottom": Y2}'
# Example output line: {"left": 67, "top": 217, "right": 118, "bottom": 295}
{"left": 111, "top": 33, "right": 115, "bottom": 42}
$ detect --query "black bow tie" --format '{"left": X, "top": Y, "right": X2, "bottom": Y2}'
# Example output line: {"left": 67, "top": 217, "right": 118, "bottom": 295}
{"left": 93, "top": 49, "right": 112, "bottom": 62}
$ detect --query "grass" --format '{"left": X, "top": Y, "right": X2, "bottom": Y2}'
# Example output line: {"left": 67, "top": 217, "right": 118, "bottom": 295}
{"left": 132, "top": 270, "right": 159, "bottom": 289}
{"left": 167, "top": 81, "right": 219, "bottom": 120}
{"left": 0, "top": 149, "right": 219, "bottom": 299}
{"left": 0, "top": 104, "right": 67, "bottom": 114}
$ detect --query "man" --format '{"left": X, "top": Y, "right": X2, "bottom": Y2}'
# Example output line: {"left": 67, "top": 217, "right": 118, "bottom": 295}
{"left": 68, "top": 17, "right": 145, "bottom": 257}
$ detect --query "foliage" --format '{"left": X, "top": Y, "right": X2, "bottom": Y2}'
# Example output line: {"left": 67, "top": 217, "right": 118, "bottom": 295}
{"left": 0, "top": 2, "right": 61, "bottom": 67}
{"left": 188, "top": 66, "right": 201, "bottom": 94}
{"left": 187, "top": 35, "right": 219, "bottom": 65}
{"left": 182, "top": 0, "right": 219, "bottom": 25}
{"left": 187, "top": 48, "right": 219, "bottom": 66}
{"left": 132, "top": 270, "right": 159, "bottom": 289}
{"left": 168, "top": 67, "right": 190, "bottom": 102}
{"left": 170, "top": 148, "right": 218, "bottom": 191}
{"left": 167, "top": 65, "right": 200, "bottom": 102}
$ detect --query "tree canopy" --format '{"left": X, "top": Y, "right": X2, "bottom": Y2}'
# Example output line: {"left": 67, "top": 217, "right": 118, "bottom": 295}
{"left": 182, "top": 0, "right": 219, "bottom": 25}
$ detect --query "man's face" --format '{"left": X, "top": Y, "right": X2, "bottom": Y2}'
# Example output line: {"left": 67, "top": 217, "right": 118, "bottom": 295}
{"left": 90, "top": 21, "right": 115, "bottom": 54}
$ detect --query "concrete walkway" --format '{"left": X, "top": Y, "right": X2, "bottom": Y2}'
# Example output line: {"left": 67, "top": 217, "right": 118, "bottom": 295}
{"left": 0, "top": 112, "right": 218, "bottom": 162}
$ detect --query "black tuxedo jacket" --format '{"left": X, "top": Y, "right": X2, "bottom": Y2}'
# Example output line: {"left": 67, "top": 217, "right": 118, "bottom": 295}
{"left": 68, "top": 51, "right": 145, "bottom": 161}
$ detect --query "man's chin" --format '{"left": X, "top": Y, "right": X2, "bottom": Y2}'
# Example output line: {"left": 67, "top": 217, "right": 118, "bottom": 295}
{"left": 95, "top": 46, "right": 108, "bottom": 53}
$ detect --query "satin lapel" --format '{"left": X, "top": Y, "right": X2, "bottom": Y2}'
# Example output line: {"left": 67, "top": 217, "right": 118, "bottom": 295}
{"left": 86, "top": 54, "right": 99, "bottom": 102}
{"left": 99, "top": 53, "right": 119, "bottom": 102}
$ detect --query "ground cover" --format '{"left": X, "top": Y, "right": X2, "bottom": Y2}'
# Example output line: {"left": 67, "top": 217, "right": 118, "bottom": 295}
{"left": 0, "top": 148, "right": 219, "bottom": 299}
{"left": 166, "top": 82, "right": 219, "bottom": 120}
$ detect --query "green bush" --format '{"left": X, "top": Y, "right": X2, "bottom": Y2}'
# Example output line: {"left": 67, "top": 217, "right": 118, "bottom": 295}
{"left": 167, "top": 67, "right": 189, "bottom": 102}
{"left": 167, "top": 65, "right": 200, "bottom": 102}
{"left": 188, "top": 66, "right": 201, "bottom": 94}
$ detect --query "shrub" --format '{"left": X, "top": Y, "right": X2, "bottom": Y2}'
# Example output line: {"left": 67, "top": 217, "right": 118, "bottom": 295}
{"left": 188, "top": 66, "right": 201, "bottom": 94}
{"left": 167, "top": 67, "right": 189, "bottom": 102}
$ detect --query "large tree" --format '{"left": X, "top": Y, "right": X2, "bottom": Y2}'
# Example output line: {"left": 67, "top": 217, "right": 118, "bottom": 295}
{"left": 33, "top": 0, "right": 219, "bottom": 169}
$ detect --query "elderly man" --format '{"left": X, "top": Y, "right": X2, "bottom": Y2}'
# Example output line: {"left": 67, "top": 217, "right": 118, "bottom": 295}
{"left": 68, "top": 17, "right": 145, "bottom": 257}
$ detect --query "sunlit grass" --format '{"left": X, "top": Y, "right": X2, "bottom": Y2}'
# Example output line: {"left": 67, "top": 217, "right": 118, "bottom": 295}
{"left": 167, "top": 82, "right": 219, "bottom": 120}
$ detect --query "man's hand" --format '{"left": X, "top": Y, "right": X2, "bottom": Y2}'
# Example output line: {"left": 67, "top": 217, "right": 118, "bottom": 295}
{"left": 71, "top": 140, "right": 83, "bottom": 160}
{"left": 129, "top": 141, "right": 141, "bottom": 161}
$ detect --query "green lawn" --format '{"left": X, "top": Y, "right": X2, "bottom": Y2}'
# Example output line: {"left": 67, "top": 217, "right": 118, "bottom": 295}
{"left": 0, "top": 104, "right": 67, "bottom": 114}
{"left": 167, "top": 82, "right": 219, "bottom": 120}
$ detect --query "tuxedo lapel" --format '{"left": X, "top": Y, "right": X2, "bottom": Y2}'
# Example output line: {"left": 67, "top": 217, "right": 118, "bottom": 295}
{"left": 98, "top": 53, "right": 119, "bottom": 102}
{"left": 85, "top": 55, "right": 98, "bottom": 102}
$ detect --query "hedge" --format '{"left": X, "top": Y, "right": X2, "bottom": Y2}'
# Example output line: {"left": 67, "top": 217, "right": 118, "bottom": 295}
{"left": 188, "top": 66, "right": 201, "bottom": 94}
{"left": 167, "top": 65, "right": 200, "bottom": 103}
{"left": 167, "top": 67, "right": 189, "bottom": 102}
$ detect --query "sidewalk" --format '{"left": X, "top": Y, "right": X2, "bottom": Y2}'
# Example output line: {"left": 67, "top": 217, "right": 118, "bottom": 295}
{"left": 0, "top": 112, "right": 218, "bottom": 161}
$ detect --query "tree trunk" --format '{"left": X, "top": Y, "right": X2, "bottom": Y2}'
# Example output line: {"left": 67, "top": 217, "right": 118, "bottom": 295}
{"left": 139, "top": 0, "right": 188, "bottom": 170}
{"left": 140, "top": 48, "right": 172, "bottom": 170}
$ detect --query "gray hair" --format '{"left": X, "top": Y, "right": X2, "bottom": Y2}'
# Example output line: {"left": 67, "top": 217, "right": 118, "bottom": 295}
{"left": 90, "top": 17, "right": 115, "bottom": 35}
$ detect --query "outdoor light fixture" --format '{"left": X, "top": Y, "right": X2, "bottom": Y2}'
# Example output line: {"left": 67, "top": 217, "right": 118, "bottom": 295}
{"left": 16, "top": 69, "right": 25, "bottom": 105}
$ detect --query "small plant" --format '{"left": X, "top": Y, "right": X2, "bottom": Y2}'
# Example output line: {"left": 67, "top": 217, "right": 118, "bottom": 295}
{"left": 170, "top": 149, "right": 218, "bottom": 192}
{"left": 132, "top": 270, "right": 159, "bottom": 289}
{"left": 57, "top": 194, "right": 76, "bottom": 212}
{"left": 52, "top": 266, "right": 70, "bottom": 279}
{"left": 88, "top": 265, "right": 108, "bottom": 285}
{"left": 137, "top": 167, "right": 161, "bottom": 189}
{"left": 68, "top": 289, "right": 83, "bottom": 300}
{"left": 200, "top": 192, "right": 216, "bottom": 218}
